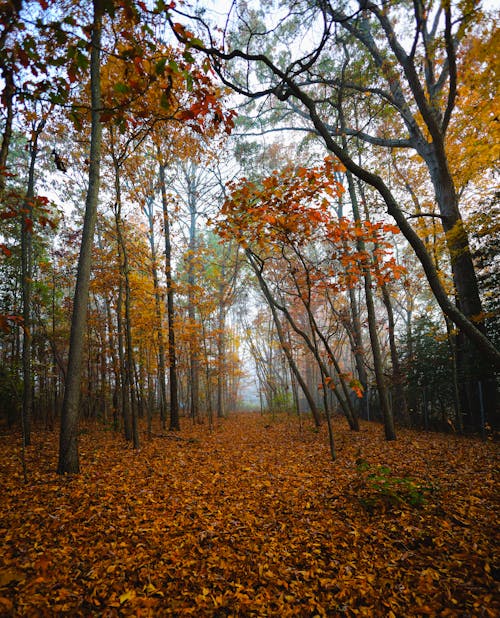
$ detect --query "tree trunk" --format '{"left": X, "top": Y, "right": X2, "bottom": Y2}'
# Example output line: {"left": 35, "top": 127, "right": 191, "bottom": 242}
{"left": 144, "top": 197, "right": 168, "bottom": 429}
{"left": 21, "top": 119, "right": 45, "bottom": 445}
{"left": 335, "top": 195, "right": 368, "bottom": 416}
{"left": 0, "top": 66, "right": 14, "bottom": 194}
{"left": 347, "top": 171, "right": 396, "bottom": 440}
{"left": 159, "top": 162, "right": 180, "bottom": 430}
{"left": 380, "top": 281, "right": 410, "bottom": 426}
{"left": 247, "top": 250, "right": 356, "bottom": 429}
{"left": 424, "top": 146, "right": 497, "bottom": 429}
{"left": 264, "top": 276, "right": 322, "bottom": 427}
{"left": 58, "top": 0, "right": 103, "bottom": 474}
{"left": 187, "top": 181, "right": 200, "bottom": 423}
{"left": 116, "top": 272, "right": 131, "bottom": 439}
{"left": 216, "top": 281, "right": 226, "bottom": 419}
{"left": 123, "top": 242, "right": 139, "bottom": 448}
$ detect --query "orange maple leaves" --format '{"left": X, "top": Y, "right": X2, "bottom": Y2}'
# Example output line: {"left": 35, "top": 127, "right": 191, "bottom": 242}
{"left": 219, "top": 156, "right": 345, "bottom": 247}
{"left": 217, "top": 156, "right": 404, "bottom": 291}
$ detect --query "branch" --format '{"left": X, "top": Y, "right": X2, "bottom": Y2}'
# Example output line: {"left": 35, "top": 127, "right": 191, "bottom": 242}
{"left": 442, "top": 4, "right": 457, "bottom": 132}
{"left": 405, "top": 211, "right": 445, "bottom": 220}
{"left": 363, "top": 1, "right": 444, "bottom": 144}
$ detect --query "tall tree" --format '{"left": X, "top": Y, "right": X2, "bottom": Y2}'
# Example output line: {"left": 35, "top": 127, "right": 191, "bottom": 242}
{"left": 20, "top": 113, "right": 48, "bottom": 446}
{"left": 58, "top": 0, "right": 103, "bottom": 474}
{"left": 170, "top": 0, "right": 500, "bottom": 376}
{"left": 158, "top": 159, "right": 180, "bottom": 431}
{"left": 143, "top": 196, "right": 168, "bottom": 430}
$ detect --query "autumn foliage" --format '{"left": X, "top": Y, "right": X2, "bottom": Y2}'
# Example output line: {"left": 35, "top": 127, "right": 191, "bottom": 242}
{"left": 217, "top": 157, "right": 404, "bottom": 291}
{"left": 1, "top": 414, "right": 497, "bottom": 617}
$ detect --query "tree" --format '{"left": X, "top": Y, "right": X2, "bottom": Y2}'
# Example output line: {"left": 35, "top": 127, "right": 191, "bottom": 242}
{"left": 142, "top": 195, "right": 168, "bottom": 430}
{"left": 169, "top": 0, "right": 500, "bottom": 376}
{"left": 158, "top": 157, "right": 181, "bottom": 431}
{"left": 218, "top": 157, "right": 404, "bottom": 439}
{"left": 58, "top": 0, "right": 103, "bottom": 474}
{"left": 20, "top": 111, "right": 49, "bottom": 446}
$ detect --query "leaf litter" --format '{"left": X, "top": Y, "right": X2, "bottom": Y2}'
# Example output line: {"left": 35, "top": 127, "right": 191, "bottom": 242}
{"left": 0, "top": 413, "right": 498, "bottom": 616}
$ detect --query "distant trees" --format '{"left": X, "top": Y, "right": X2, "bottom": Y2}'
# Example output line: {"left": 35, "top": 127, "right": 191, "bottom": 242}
{"left": 0, "top": 0, "right": 240, "bottom": 472}
{"left": 0, "top": 1, "right": 497, "bottom": 473}
{"left": 170, "top": 0, "right": 499, "bottom": 429}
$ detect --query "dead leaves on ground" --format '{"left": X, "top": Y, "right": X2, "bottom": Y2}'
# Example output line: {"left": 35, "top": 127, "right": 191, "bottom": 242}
{"left": 0, "top": 414, "right": 498, "bottom": 616}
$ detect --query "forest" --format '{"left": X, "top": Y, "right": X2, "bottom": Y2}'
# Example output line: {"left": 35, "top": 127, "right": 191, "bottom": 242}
{"left": 0, "top": 0, "right": 498, "bottom": 615}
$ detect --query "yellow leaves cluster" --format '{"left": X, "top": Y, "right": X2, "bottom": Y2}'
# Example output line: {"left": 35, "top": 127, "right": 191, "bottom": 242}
{"left": 1, "top": 415, "right": 498, "bottom": 616}
{"left": 447, "top": 17, "right": 500, "bottom": 190}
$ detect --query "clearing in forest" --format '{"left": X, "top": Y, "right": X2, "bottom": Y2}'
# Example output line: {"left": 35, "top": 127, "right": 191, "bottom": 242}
{"left": 0, "top": 413, "right": 498, "bottom": 617}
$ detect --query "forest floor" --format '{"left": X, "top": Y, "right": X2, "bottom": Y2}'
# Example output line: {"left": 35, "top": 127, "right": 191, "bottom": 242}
{"left": 0, "top": 412, "right": 498, "bottom": 617}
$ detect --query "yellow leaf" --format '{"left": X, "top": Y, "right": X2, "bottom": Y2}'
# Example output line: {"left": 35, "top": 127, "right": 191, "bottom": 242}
{"left": 0, "top": 569, "right": 24, "bottom": 587}
{"left": 119, "top": 590, "right": 136, "bottom": 604}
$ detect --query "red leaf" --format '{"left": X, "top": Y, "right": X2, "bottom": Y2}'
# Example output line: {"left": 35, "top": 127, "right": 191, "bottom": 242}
{"left": 0, "top": 244, "right": 11, "bottom": 257}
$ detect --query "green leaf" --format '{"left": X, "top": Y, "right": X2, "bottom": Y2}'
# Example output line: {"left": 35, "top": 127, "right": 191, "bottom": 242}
{"left": 168, "top": 59, "right": 179, "bottom": 73}
{"left": 160, "top": 92, "right": 171, "bottom": 109}
{"left": 155, "top": 58, "right": 167, "bottom": 75}
{"left": 113, "top": 82, "right": 130, "bottom": 94}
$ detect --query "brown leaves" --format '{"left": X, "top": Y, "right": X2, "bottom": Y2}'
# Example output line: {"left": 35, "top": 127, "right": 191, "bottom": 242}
{"left": 0, "top": 415, "right": 498, "bottom": 616}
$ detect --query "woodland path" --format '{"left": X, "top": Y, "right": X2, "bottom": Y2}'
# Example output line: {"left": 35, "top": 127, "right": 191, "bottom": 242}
{"left": 0, "top": 413, "right": 498, "bottom": 616}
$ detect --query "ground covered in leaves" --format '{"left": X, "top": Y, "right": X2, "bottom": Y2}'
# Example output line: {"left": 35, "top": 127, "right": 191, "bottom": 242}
{"left": 0, "top": 413, "right": 498, "bottom": 617}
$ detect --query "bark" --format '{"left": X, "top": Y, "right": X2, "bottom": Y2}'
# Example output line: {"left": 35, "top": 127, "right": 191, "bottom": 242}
{"left": 58, "top": 0, "right": 103, "bottom": 474}
{"left": 159, "top": 162, "right": 180, "bottom": 431}
{"left": 186, "top": 172, "right": 200, "bottom": 423}
{"left": 0, "top": 66, "right": 15, "bottom": 194}
{"left": 21, "top": 119, "right": 45, "bottom": 445}
{"left": 144, "top": 197, "right": 167, "bottom": 429}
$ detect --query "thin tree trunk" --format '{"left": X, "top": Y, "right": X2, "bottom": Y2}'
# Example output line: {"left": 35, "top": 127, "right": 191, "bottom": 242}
{"left": 216, "top": 284, "right": 226, "bottom": 419}
{"left": 111, "top": 144, "right": 138, "bottom": 447}
{"left": 380, "top": 281, "right": 409, "bottom": 425}
{"left": 144, "top": 197, "right": 167, "bottom": 429}
{"left": 95, "top": 226, "right": 120, "bottom": 428}
{"left": 58, "top": 0, "right": 103, "bottom": 474}
{"left": 264, "top": 278, "right": 322, "bottom": 427}
{"left": 187, "top": 185, "right": 200, "bottom": 423}
{"left": 124, "top": 255, "right": 139, "bottom": 448}
{"left": 335, "top": 193, "right": 368, "bottom": 415}
{"left": 247, "top": 250, "right": 355, "bottom": 429}
{"left": 115, "top": 219, "right": 132, "bottom": 441}
{"left": 285, "top": 248, "right": 359, "bottom": 429}
{"left": 159, "top": 162, "right": 180, "bottom": 430}
{"left": 21, "top": 119, "right": 45, "bottom": 446}
{"left": 445, "top": 317, "right": 463, "bottom": 433}
{"left": 0, "top": 66, "right": 14, "bottom": 194}
{"left": 347, "top": 171, "right": 395, "bottom": 440}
